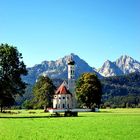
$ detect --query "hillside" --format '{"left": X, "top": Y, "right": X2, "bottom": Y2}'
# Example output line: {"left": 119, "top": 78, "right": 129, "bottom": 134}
{"left": 101, "top": 72, "right": 140, "bottom": 107}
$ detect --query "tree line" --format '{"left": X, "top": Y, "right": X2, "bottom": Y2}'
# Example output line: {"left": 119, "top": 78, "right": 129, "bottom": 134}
{"left": 101, "top": 72, "right": 140, "bottom": 108}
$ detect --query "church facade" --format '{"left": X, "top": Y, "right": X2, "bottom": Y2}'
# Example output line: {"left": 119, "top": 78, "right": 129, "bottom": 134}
{"left": 53, "top": 58, "right": 76, "bottom": 109}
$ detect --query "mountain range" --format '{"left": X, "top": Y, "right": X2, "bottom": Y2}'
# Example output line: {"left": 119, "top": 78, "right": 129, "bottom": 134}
{"left": 23, "top": 54, "right": 140, "bottom": 85}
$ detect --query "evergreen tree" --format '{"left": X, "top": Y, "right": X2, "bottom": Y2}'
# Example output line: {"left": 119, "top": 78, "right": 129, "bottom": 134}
{"left": 32, "top": 76, "right": 55, "bottom": 111}
{"left": 0, "top": 44, "right": 27, "bottom": 112}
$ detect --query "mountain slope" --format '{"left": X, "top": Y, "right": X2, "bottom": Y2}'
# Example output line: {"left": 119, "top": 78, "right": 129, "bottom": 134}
{"left": 101, "top": 72, "right": 140, "bottom": 107}
{"left": 23, "top": 53, "right": 101, "bottom": 85}
{"left": 98, "top": 60, "right": 123, "bottom": 77}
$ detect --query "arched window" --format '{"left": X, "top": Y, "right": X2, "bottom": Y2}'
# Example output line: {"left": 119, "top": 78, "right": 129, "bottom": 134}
{"left": 71, "top": 70, "right": 73, "bottom": 75}
{"left": 63, "top": 104, "right": 65, "bottom": 108}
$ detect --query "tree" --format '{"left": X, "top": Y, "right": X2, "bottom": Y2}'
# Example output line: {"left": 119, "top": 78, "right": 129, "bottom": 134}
{"left": 76, "top": 73, "right": 102, "bottom": 109}
{"left": 22, "top": 100, "right": 33, "bottom": 109}
{"left": 0, "top": 44, "right": 27, "bottom": 112}
{"left": 32, "top": 76, "right": 55, "bottom": 111}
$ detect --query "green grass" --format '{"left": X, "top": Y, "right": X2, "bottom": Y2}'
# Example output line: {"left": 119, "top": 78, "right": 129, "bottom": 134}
{"left": 0, "top": 109, "right": 140, "bottom": 140}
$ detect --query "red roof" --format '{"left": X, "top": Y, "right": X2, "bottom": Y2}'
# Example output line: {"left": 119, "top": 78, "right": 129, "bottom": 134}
{"left": 55, "top": 82, "right": 71, "bottom": 95}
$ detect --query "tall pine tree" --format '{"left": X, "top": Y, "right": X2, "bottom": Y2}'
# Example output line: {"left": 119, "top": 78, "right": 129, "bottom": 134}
{"left": 32, "top": 76, "right": 55, "bottom": 112}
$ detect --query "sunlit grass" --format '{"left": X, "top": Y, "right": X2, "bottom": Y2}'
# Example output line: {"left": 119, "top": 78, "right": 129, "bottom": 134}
{"left": 0, "top": 109, "right": 140, "bottom": 140}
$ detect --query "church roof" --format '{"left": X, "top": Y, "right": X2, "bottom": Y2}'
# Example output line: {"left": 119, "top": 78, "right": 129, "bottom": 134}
{"left": 55, "top": 81, "right": 71, "bottom": 95}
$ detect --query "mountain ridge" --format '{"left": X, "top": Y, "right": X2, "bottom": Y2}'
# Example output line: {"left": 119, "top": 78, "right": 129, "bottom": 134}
{"left": 23, "top": 54, "right": 140, "bottom": 85}
{"left": 98, "top": 55, "right": 140, "bottom": 77}
{"left": 23, "top": 53, "right": 101, "bottom": 84}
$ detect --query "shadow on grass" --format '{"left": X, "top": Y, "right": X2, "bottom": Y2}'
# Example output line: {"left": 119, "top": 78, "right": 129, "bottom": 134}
{"left": 0, "top": 116, "right": 50, "bottom": 119}
{"left": 0, "top": 115, "right": 83, "bottom": 119}
{"left": 0, "top": 111, "right": 111, "bottom": 119}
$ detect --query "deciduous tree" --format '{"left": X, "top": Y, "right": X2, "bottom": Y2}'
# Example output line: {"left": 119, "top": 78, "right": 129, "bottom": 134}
{"left": 76, "top": 73, "right": 102, "bottom": 108}
{"left": 0, "top": 44, "right": 27, "bottom": 112}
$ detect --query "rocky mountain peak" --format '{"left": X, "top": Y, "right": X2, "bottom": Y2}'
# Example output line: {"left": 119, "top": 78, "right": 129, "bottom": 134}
{"left": 116, "top": 55, "right": 135, "bottom": 65}
{"left": 104, "top": 60, "right": 113, "bottom": 65}
{"left": 115, "top": 55, "right": 140, "bottom": 74}
{"left": 98, "top": 60, "right": 123, "bottom": 77}
{"left": 99, "top": 55, "right": 140, "bottom": 77}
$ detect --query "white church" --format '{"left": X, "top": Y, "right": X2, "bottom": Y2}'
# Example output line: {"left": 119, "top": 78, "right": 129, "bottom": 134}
{"left": 48, "top": 57, "right": 96, "bottom": 116}
{"left": 53, "top": 57, "right": 76, "bottom": 110}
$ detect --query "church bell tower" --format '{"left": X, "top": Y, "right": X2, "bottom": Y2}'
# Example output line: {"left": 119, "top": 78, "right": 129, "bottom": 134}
{"left": 68, "top": 56, "right": 76, "bottom": 108}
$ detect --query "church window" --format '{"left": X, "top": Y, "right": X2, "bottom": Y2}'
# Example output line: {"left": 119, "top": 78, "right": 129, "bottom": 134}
{"left": 63, "top": 104, "right": 65, "bottom": 108}
{"left": 59, "top": 97, "right": 61, "bottom": 100}
{"left": 73, "top": 71, "right": 74, "bottom": 73}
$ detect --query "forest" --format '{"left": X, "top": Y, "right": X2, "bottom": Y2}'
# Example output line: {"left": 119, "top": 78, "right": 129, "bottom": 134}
{"left": 101, "top": 72, "right": 140, "bottom": 108}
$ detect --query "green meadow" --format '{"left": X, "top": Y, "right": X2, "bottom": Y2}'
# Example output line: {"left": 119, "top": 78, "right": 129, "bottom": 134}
{"left": 0, "top": 109, "right": 140, "bottom": 140}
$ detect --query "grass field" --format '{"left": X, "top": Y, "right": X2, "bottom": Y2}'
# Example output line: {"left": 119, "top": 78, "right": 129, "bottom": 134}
{"left": 0, "top": 109, "right": 140, "bottom": 140}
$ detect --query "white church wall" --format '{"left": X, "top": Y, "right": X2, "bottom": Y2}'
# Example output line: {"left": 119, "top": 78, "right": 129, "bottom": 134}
{"left": 53, "top": 94, "right": 72, "bottom": 109}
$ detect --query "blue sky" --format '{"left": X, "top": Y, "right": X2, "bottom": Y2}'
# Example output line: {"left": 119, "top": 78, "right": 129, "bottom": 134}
{"left": 0, "top": 0, "right": 140, "bottom": 68}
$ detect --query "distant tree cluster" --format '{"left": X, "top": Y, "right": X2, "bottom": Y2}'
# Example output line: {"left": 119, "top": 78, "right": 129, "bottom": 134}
{"left": 101, "top": 95, "right": 140, "bottom": 108}
{"left": 101, "top": 72, "right": 140, "bottom": 108}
